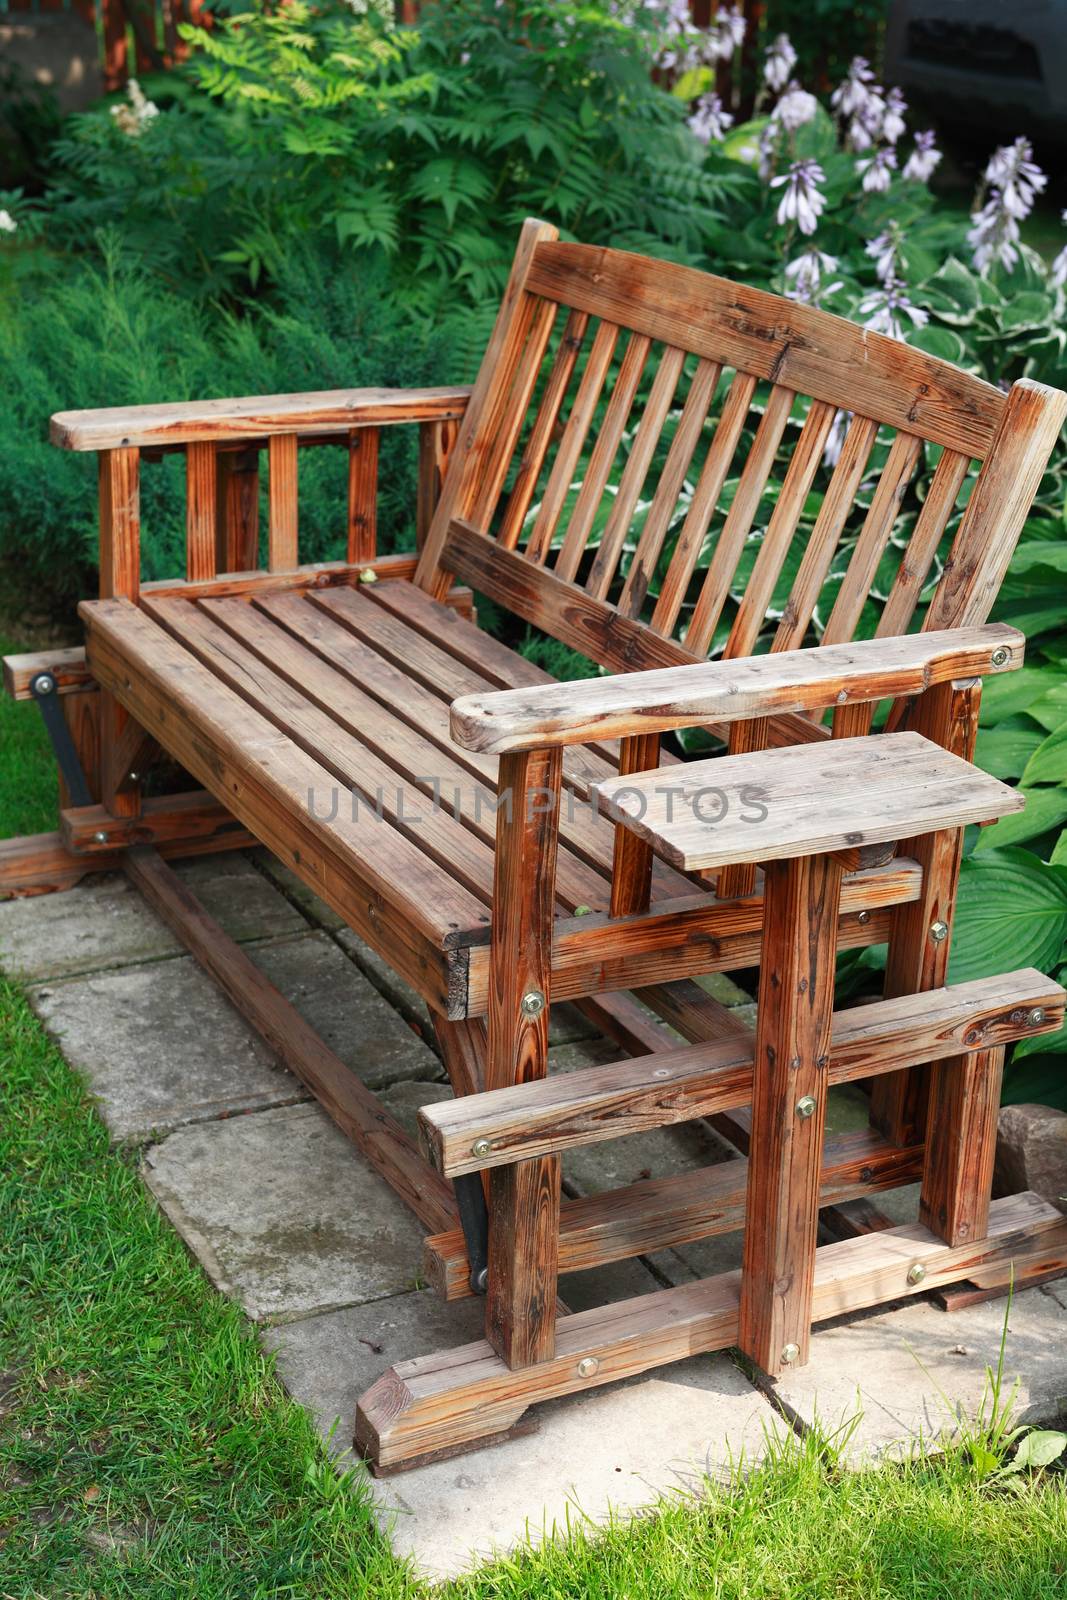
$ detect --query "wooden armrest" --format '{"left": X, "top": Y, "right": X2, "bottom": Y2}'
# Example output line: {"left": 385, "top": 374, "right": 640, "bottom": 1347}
{"left": 50, "top": 386, "right": 472, "bottom": 451}
{"left": 449, "top": 625, "right": 1023, "bottom": 753}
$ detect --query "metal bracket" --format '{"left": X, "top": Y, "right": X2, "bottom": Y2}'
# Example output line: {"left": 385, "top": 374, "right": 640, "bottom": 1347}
{"left": 452, "top": 1173, "right": 490, "bottom": 1295}
{"left": 29, "top": 671, "right": 93, "bottom": 808}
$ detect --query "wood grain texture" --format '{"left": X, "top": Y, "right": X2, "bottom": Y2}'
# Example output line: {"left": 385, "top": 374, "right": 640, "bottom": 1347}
{"left": 185, "top": 441, "right": 217, "bottom": 583}
{"left": 822, "top": 431, "right": 923, "bottom": 646}
{"left": 346, "top": 428, "right": 379, "bottom": 563}
{"left": 98, "top": 447, "right": 140, "bottom": 602}
{"left": 739, "top": 852, "right": 841, "bottom": 1373}
{"left": 417, "top": 417, "right": 459, "bottom": 551}
{"left": 610, "top": 732, "right": 660, "bottom": 917}
{"left": 502, "top": 309, "right": 589, "bottom": 554}
{"left": 3, "top": 645, "right": 94, "bottom": 701}
{"left": 485, "top": 747, "right": 563, "bottom": 1367}
{"left": 61, "top": 790, "right": 253, "bottom": 856}
{"left": 920, "top": 1044, "right": 1005, "bottom": 1246}
{"left": 268, "top": 434, "right": 299, "bottom": 571}
{"left": 356, "top": 1194, "right": 1067, "bottom": 1468}
{"left": 418, "top": 968, "right": 1064, "bottom": 1176}
{"left": 524, "top": 241, "right": 1008, "bottom": 456}
{"left": 448, "top": 588, "right": 1022, "bottom": 752}
{"left": 53, "top": 386, "right": 471, "bottom": 450}
{"left": 215, "top": 446, "right": 260, "bottom": 574}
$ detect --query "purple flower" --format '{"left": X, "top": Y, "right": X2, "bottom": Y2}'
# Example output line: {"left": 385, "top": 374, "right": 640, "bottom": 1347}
{"left": 784, "top": 248, "right": 842, "bottom": 306}
{"left": 763, "top": 32, "right": 796, "bottom": 93}
{"left": 903, "top": 130, "right": 941, "bottom": 183}
{"left": 881, "top": 87, "right": 908, "bottom": 145}
{"left": 858, "top": 147, "right": 897, "bottom": 192}
{"left": 984, "top": 138, "right": 1047, "bottom": 219}
{"left": 831, "top": 57, "right": 876, "bottom": 119}
{"left": 968, "top": 194, "right": 1021, "bottom": 273}
{"left": 823, "top": 409, "right": 850, "bottom": 469}
{"left": 771, "top": 159, "right": 827, "bottom": 235}
{"left": 1051, "top": 211, "right": 1067, "bottom": 290}
{"left": 689, "top": 91, "right": 733, "bottom": 143}
{"left": 707, "top": 3, "right": 745, "bottom": 62}
{"left": 776, "top": 83, "right": 818, "bottom": 131}
{"left": 858, "top": 278, "right": 929, "bottom": 342}
{"left": 866, "top": 227, "right": 902, "bottom": 283}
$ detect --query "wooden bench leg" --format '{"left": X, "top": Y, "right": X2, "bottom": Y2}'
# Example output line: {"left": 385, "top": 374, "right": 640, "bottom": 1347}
{"left": 739, "top": 851, "right": 843, "bottom": 1375}
{"left": 484, "top": 747, "right": 562, "bottom": 1368}
{"left": 920, "top": 1045, "right": 1004, "bottom": 1246}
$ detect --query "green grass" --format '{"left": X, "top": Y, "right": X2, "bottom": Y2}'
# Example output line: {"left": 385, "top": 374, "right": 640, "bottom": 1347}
{"left": 2, "top": 652, "right": 1066, "bottom": 1597}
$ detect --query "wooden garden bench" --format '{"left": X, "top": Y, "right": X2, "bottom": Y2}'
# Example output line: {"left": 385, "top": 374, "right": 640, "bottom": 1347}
{"left": 5, "top": 219, "right": 1067, "bottom": 1470}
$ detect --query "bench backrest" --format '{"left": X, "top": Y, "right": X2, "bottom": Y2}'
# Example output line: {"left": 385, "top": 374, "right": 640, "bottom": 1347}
{"left": 415, "top": 219, "right": 1066, "bottom": 674}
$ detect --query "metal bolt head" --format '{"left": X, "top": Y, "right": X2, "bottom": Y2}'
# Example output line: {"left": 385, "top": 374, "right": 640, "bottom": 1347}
{"left": 795, "top": 1095, "right": 817, "bottom": 1120}
{"left": 521, "top": 989, "right": 546, "bottom": 1017}
{"left": 93, "top": 831, "right": 108, "bottom": 844}
{"left": 906, "top": 1261, "right": 927, "bottom": 1286}
{"left": 856, "top": 910, "right": 871, "bottom": 926}
{"left": 1028, "top": 1007, "right": 1046, "bottom": 1027}
{"left": 128, "top": 770, "right": 140, "bottom": 783}
{"left": 34, "top": 673, "right": 55, "bottom": 695}
{"left": 576, "top": 1356, "right": 599, "bottom": 1379}
{"left": 990, "top": 646, "right": 1011, "bottom": 668}
{"left": 929, "top": 920, "right": 949, "bottom": 945}
{"left": 471, "top": 1137, "right": 493, "bottom": 1159}
{"left": 781, "top": 1343, "right": 800, "bottom": 1365}
{"left": 470, "top": 1265, "right": 489, "bottom": 1295}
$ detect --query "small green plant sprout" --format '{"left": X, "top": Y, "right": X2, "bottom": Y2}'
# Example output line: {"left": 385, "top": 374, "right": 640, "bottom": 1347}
{"left": 911, "top": 1279, "right": 1067, "bottom": 1483}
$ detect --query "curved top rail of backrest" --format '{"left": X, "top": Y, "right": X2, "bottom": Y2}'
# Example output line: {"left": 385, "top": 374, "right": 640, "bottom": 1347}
{"left": 525, "top": 240, "right": 1007, "bottom": 459}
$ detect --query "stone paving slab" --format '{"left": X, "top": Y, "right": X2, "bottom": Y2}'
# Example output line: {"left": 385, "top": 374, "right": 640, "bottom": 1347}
{"left": 772, "top": 1285, "right": 1067, "bottom": 1462}
{"left": 263, "top": 1287, "right": 780, "bottom": 1581}
{"left": 30, "top": 956, "right": 305, "bottom": 1142}
{"left": 0, "top": 854, "right": 304, "bottom": 983}
{"left": 143, "top": 1103, "right": 429, "bottom": 1320}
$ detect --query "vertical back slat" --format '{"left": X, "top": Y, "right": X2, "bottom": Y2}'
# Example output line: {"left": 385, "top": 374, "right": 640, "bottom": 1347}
{"left": 185, "top": 441, "right": 217, "bottom": 584}
{"left": 554, "top": 332, "right": 652, "bottom": 583}
{"left": 470, "top": 297, "right": 560, "bottom": 531}
{"left": 524, "top": 320, "right": 620, "bottom": 566}
{"left": 877, "top": 447, "right": 970, "bottom": 639}
{"left": 216, "top": 447, "right": 260, "bottom": 575}
{"left": 499, "top": 309, "right": 589, "bottom": 552}
{"left": 685, "top": 384, "right": 795, "bottom": 656}
{"left": 724, "top": 399, "right": 836, "bottom": 660}
{"left": 347, "top": 427, "right": 379, "bottom": 564}
{"left": 99, "top": 447, "right": 141, "bottom": 603}
{"left": 821, "top": 431, "right": 922, "bottom": 646}
{"left": 618, "top": 357, "right": 722, "bottom": 619}
{"left": 417, "top": 417, "right": 460, "bottom": 552}
{"left": 585, "top": 345, "right": 687, "bottom": 599}
{"left": 652, "top": 370, "right": 756, "bottom": 637}
{"left": 773, "top": 414, "right": 879, "bottom": 652}
{"left": 268, "top": 434, "right": 299, "bottom": 572}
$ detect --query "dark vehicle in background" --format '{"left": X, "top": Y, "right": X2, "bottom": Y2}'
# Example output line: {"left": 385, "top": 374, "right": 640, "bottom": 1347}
{"left": 885, "top": 1, "right": 1067, "bottom": 146}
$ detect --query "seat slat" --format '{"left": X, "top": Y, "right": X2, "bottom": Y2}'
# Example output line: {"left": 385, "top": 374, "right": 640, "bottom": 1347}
{"left": 554, "top": 331, "right": 652, "bottom": 583}
{"left": 524, "top": 320, "right": 620, "bottom": 563}
{"left": 773, "top": 414, "right": 879, "bottom": 652}
{"left": 584, "top": 345, "right": 687, "bottom": 600}
{"left": 724, "top": 398, "right": 837, "bottom": 660}
{"left": 685, "top": 385, "right": 795, "bottom": 655}
{"left": 618, "top": 357, "right": 722, "bottom": 619}
{"left": 822, "top": 431, "right": 923, "bottom": 646}
{"left": 651, "top": 370, "right": 755, "bottom": 638}
{"left": 194, "top": 597, "right": 613, "bottom": 915}
{"left": 877, "top": 447, "right": 971, "bottom": 639}
{"left": 497, "top": 309, "right": 589, "bottom": 552}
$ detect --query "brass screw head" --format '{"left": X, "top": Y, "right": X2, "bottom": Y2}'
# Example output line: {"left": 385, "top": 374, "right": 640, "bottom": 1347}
{"left": 521, "top": 989, "right": 546, "bottom": 1017}
{"left": 795, "top": 1095, "right": 817, "bottom": 1120}
{"left": 471, "top": 1137, "right": 493, "bottom": 1159}
{"left": 906, "top": 1262, "right": 927, "bottom": 1286}
{"left": 1029, "top": 1007, "right": 1046, "bottom": 1026}
{"left": 930, "top": 920, "right": 949, "bottom": 944}
{"left": 577, "top": 1356, "right": 599, "bottom": 1379}
{"left": 781, "top": 1343, "right": 800, "bottom": 1365}
{"left": 990, "top": 646, "right": 1011, "bottom": 668}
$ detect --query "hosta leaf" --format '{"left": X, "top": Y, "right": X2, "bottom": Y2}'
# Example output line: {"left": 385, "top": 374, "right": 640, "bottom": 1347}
{"left": 949, "top": 849, "right": 1067, "bottom": 984}
{"left": 974, "top": 789, "right": 1067, "bottom": 853}
{"left": 1022, "top": 724, "right": 1067, "bottom": 786}
{"left": 975, "top": 716, "right": 1045, "bottom": 781}
{"left": 978, "top": 666, "right": 1063, "bottom": 727}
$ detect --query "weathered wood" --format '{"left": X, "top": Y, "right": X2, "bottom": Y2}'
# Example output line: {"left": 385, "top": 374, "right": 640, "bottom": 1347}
{"left": 448, "top": 603, "right": 1022, "bottom": 752}
{"left": 877, "top": 447, "right": 970, "bottom": 640}
{"left": 484, "top": 747, "right": 563, "bottom": 1367}
{"left": 502, "top": 309, "right": 589, "bottom": 555}
{"left": 268, "top": 434, "right": 299, "bottom": 571}
{"left": 215, "top": 446, "right": 260, "bottom": 574}
{"left": 822, "top": 432, "right": 923, "bottom": 646}
{"left": 347, "top": 428, "right": 379, "bottom": 564}
{"left": 610, "top": 733, "right": 660, "bottom": 917}
{"left": 471, "top": 295, "right": 560, "bottom": 532}
{"left": 592, "top": 731, "right": 1020, "bottom": 873}
{"left": 418, "top": 969, "right": 1063, "bottom": 1176}
{"left": 185, "top": 441, "right": 218, "bottom": 583}
{"left": 524, "top": 241, "right": 1008, "bottom": 456}
{"left": 52, "top": 386, "right": 472, "bottom": 451}
{"left": 424, "top": 1127, "right": 924, "bottom": 1301}
{"left": 98, "top": 446, "right": 142, "bottom": 821}
{"left": 3, "top": 646, "right": 94, "bottom": 702}
{"left": 739, "top": 852, "right": 841, "bottom": 1374}
{"left": 356, "top": 1193, "right": 1067, "bottom": 1469}
{"left": 417, "top": 418, "right": 459, "bottom": 551}
{"left": 61, "top": 790, "right": 255, "bottom": 856}
{"left": 920, "top": 1045, "right": 1005, "bottom": 1247}
{"left": 714, "top": 717, "right": 768, "bottom": 902}
{"left": 124, "top": 847, "right": 456, "bottom": 1235}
